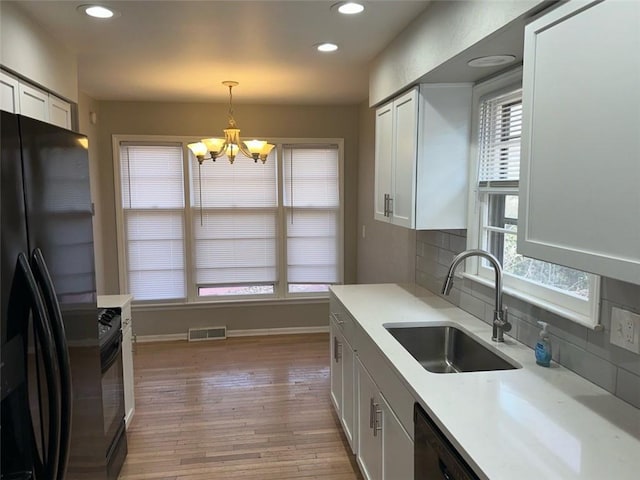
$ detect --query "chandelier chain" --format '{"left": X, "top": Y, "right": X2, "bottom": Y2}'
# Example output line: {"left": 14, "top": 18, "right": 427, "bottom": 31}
{"left": 228, "top": 84, "right": 234, "bottom": 124}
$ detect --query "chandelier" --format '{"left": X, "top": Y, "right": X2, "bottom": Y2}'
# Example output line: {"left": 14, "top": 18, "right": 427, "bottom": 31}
{"left": 187, "top": 81, "right": 274, "bottom": 164}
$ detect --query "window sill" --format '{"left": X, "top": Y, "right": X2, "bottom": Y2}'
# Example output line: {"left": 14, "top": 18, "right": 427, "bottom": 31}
{"left": 131, "top": 295, "right": 329, "bottom": 312}
{"left": 460, "top": 272, "right": 602, "bottom": 331}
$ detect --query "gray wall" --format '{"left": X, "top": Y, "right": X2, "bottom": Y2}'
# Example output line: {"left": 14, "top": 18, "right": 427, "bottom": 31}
{"left": 368, "top": 0, "right": 546, "bottom": 106}
{"left": 94, "top": 100, "right": 360, "bottom": 335}
{"left": 356, "top": 101, "right": 416, "bottom": 284}
{"left": 416, "top": 229, "right": 640, "bottom": 409}
{"left": 0, "top": 1, "right": 78, "bottom": 102}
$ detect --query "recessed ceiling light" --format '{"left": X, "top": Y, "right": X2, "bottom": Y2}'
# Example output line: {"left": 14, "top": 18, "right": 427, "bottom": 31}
{"left": 333, "top": 2, "right": 365, "bottom": 15}
{"left": 316, "top": 43, "right": 339, "bottom": 53}
{"left": 77, "top": 4, "right": 118, "bottom": 19}
{"left": 467, "top": 55, "right": 516, "bottom": 68}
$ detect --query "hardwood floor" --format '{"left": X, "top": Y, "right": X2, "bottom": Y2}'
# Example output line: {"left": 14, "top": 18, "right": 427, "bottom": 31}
{"left": 119, "top": 333, "right": 363, "bottom": 480}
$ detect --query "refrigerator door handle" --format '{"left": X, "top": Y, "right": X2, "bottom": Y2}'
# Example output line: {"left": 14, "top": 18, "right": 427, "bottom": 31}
{"left": 31, "top": 248, "right": 72, "bottom": 480}
{"left": 13, "top": 253, "right": 62, "bottom": 480}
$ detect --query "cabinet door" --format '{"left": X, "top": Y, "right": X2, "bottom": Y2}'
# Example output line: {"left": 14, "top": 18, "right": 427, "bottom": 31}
{"left": 380, "top": 393, "right": 413, "bottom": 480}
{"left": 375, "top": 101, "right": 394, "bottom": 222}
{"left": 391, "top": 88, "right": 418, "bottom": 228}
{"left": 415, "top": 84, "right": 471, "bottom": 230}
{"left": 519, "top": 0, "right": 640, "bottom": 284}
{"left": 341, "top": 339, "right": 356, "bottom": 453}
{"left": 49, "top": 95, "right": 72, "bottom": 129}
{"left": 357, "top": 359, "right": 381, "bottom": 480}
{"left": 1, "top": 71, "right": 19, "bottom": 113}
{"left": 18, "top": 82, "right": 49, "bottom": 122}
{"left": 330, "top": 321, "right": 343, "bottom": 417}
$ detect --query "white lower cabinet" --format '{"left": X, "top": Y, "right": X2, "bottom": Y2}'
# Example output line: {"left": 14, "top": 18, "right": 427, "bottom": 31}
{"left": 121, "top": 302, "right": 135, "bottom": 427}
{"left": 357, "top": 359, "right": 414, "bottom": 480}
{"left": 330, "top": 292, "right": 414, "bottom": 479}
{"left": 330, "top": 316, "right": 356, "bottom": 452}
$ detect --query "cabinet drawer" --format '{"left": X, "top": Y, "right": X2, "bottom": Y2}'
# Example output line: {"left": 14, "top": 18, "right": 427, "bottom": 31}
{"left": 330, "top": 295, "right": 355, "bottom": 345}
{"left": 356, "top": 327, "right": 414, "bottom": 440}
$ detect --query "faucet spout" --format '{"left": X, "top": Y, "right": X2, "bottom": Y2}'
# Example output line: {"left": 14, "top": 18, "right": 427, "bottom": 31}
{"left": 441, "top": 249, "right": 511, "bottom": 342}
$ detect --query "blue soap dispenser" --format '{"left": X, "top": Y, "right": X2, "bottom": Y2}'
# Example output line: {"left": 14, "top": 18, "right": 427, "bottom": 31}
{"left": 535, "top": 321, "right": 552, "bottom": 367}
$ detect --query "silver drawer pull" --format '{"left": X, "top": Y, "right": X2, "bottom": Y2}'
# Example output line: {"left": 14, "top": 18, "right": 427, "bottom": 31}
{"left": 369, "top": 397, "right": 375, "bottom": 429}
{"left": 373, "top": 405, "right": 382, "bottom": 436}
{"left": 331, "top": 312, "right": 344, "bottom": 325}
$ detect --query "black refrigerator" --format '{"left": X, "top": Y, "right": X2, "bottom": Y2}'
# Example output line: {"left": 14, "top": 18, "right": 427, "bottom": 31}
{"left": 1, "top": 112, "right": 112, "bottom": 480}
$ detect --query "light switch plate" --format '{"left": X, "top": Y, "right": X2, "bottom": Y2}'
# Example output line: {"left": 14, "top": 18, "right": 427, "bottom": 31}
{"left": 610, "top": 307, "right": 640, "bottom": 354}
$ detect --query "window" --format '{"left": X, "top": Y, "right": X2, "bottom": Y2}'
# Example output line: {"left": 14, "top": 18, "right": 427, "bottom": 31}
{"left": 283, "top": 145, "right": 340, "bottom": 294}
{"left": 119, "top": 144, "right": 186, "bottom": 301}
{"left": 467, "top": 71, "right": 599, "bottom": 327}
{"left": 115, "top": 137, "right": 343, "bottom": 303}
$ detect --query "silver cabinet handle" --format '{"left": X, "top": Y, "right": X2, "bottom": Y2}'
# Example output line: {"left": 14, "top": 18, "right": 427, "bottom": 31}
{"left": 369, "top": 397, "right": 375, "bottom": 429}
{"left": 333, "top": 336, "right": 342, "bottom": 362}
{"left": 331, "top": 312, "right": 344, "bottom": 325}
{"left": 383, "top": 193, "right": 389, "bottom": 217}
{"left": 373, "top": 404, "right": 382, "bottom": 436}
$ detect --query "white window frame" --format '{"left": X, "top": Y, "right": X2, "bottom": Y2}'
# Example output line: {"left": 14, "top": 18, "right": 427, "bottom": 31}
{"left": 464, "top": 69, "right": 601, "bottom": 329}
{"left": 112, "top": 134, "right": 344, "bottom": 305}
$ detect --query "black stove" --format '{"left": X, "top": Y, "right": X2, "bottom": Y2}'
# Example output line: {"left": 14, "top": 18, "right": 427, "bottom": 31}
{"left": 98, "top": 308, "right": 121, "bottom": 348}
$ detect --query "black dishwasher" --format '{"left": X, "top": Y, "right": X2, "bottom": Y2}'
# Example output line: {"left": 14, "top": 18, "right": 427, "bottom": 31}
{"left": 414, "top": 403, "right": 479, "bottom": 480}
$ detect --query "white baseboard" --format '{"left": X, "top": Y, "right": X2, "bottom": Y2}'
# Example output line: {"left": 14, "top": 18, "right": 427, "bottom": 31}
{"left": 135, "top": 326, "right": 328, "bottom": 343}
{"left": 228, "top": 326, "right": 329, "bottom": 337}
{"left": 135, "top": 333, "right": 187, "bottom": 343}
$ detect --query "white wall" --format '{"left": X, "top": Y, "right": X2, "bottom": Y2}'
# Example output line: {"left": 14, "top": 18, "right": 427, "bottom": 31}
{"left": 0, "top": 1, "right": 78, "bottom": 102}
{"left": 369, "top": 0, "right": 545, "bottom": 106}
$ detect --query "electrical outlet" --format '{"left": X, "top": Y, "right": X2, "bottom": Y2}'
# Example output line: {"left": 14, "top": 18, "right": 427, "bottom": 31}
{"left": 610, "top": 307, "right": 640, "bottom": 354}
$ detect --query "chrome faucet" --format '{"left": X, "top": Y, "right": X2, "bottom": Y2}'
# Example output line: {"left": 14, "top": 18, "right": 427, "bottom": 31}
{"left": 441, "top": 249, "right": 511, "bottom": 342}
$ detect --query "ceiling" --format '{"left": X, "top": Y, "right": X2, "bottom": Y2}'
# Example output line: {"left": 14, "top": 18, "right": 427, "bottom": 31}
{"left": 11, "top": 1, "right": 433, "bottom": 105}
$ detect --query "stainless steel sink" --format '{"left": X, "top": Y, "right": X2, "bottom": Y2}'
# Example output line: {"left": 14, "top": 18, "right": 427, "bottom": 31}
{"left": 385, "top": 324, "right": 520, "bottom": 373}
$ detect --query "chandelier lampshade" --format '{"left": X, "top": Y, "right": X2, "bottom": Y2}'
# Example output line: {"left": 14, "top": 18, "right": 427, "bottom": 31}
{"left": 187, "top": 81, "right": 274, "bottom": 164}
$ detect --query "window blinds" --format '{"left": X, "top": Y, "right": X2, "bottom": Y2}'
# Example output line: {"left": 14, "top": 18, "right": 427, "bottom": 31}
{"left": 192, "top": 152, "right": 278, "bottom": 286}
{"left": 283, "top": 146, "right": 340, "bottom": 284}
{"left": 478, "top": 88, "right": 523, "bottom": 186}
{"left": 120, "top": 144, "right": 186, "bottom": 300}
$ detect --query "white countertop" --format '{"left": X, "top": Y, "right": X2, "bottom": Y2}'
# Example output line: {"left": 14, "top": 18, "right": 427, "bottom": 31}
{"left": 331, "top": 284, "right": 640, "bottom": 480}
{"left": 97, "top": 294, "right": 132, "bottom": 309}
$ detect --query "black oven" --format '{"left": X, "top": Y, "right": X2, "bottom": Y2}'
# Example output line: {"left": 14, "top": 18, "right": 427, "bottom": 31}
{"left": 98, "top": 308, "right": 127, "bottom": 480}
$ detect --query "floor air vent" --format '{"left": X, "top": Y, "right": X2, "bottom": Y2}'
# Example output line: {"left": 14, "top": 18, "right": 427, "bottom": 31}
{"left": 188, "top": 326, "right": 227, "bottom": 342}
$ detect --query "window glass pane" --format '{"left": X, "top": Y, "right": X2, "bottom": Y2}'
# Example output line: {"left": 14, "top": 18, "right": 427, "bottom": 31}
{"left": 283, "top": 147, "right": 339, "bottom": 207}
{"left": 193, "top": 210, "right": 277, "bottom": 284}
{"left": 121, "top": 145, "right": 184, "bottom": 209}
{"left": 194, "top": 152, "right": 277, "bottom": 208}
{"left": 199, "top": 285, "right": 275, "bottom": 297}
{"left": 478, "top": 90, "right": 522, "bottom": 184}
{"left": 288, "top": 284, "right": 331, "bottom": 294}
{"left": 487, "top": 193, "right": 518, "bottom": 228}
{"left": 483, "top": 222, "right": 589, "bottom": 300}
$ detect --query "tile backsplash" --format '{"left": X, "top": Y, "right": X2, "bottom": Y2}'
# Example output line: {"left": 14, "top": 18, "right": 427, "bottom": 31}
{"left": 416, "top": 229, "right": 640, "bottom": 409}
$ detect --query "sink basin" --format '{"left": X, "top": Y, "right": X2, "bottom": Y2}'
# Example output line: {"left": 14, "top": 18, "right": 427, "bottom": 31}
{"left": 385, "top": 323, "right": 520, "bottom": 373}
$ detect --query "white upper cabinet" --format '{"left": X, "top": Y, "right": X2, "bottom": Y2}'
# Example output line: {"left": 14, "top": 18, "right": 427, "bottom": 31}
{"left": 416, "top": 84, "right": 471, "bottom": 229}
{"left": 48, "top": 94, "right": 72, "bottom": 129}
{"left": 518, "top": 0, "right": 640, "bottom": 285}
{"left": 1, "top": 70, "right": 73, "bottom": 130}
{"left": 1, "top": 71, "right": 20, "bottom": 113}
{"left": 374, "top": 84, "right": 471, "bottom": 229}
{"left": 374, "top": 88, "right": 418, "bottom": 228}
{"left": 19, "top": 82, "right": 50, "bottom": 122}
